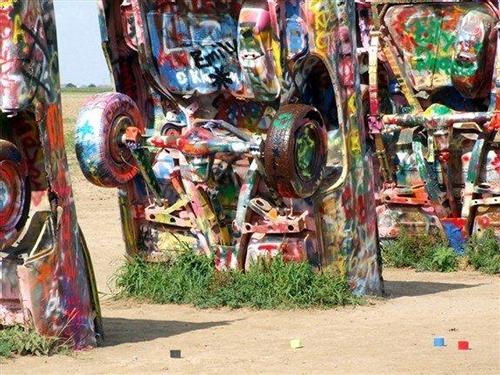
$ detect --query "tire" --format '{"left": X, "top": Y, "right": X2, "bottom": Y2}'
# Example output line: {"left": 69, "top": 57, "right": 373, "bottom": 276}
{"left": 263, "top": 104, "right": 327, "bottom": 198}
{"left": 75, "top": 92, "right": 144, "bottom": 187}
{"left": 0, "top": 140, "right": 30, "bottom": 249}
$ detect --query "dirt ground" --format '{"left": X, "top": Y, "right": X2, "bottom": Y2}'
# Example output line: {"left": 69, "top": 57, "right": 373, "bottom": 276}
{"left": 2, "top": 93, "right": 499, "bottom": 374}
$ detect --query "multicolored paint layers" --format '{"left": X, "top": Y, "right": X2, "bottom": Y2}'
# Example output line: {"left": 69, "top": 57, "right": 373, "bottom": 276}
{"left": 360, "top": 1, "right": 499, "bottom": 252}
{"left": 0, "top": 0, "right": 102, "bottom": 348}
{"left": 76, "top": 0, "right": 383, "bottom": 296}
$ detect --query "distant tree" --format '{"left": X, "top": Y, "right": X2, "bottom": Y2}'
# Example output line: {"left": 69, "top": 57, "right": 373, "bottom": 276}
{"left": 65, "top": 83, "right": 76, "bottom": 88}
{"left": 88, "top": 83, "right": 96, "bottom": 88}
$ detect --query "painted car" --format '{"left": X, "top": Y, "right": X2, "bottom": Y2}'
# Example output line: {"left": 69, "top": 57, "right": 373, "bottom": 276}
{"left": 0, "top": 0, "right": 102, "bottom": 348}
{"left": 76, "top": 0, "right": 382, "bottom": 295}
{"left": 358, "top": 1, "right": 499, "bottom": 251}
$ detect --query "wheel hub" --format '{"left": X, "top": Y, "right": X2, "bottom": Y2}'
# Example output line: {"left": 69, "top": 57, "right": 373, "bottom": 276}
{"left": 0, "top": 161, "right": 22, "bottom": 230}
{"left": 109, "top": 115, "right": 133, "bottom": 164}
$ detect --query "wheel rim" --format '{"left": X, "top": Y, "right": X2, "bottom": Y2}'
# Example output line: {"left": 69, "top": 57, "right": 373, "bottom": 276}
{"left": 295, "top": 121, "right": 321, "bottom": 181}
{"left": 109, "top": 115, "right": 134, "bottom": 165}
{"left": 0, "top": 161, "right": 24, "bottom": 232}
{"left": 161, "top": 123, "right": 181, "bottom": 137}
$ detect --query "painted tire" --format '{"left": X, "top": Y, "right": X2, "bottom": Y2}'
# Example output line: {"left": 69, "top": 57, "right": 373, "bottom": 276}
{"left": 0, "top": 140, "right": 30, "bottom": 249}
{"left": 263, "top": 104, "right": 327, "bottom": 198}
{"left": 75, "top": 92, "right": 144, "bottom": 188}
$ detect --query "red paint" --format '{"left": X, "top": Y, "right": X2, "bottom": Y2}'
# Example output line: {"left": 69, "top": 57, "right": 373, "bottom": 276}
{"left": 258, "top": 244, "right": 277, "bottom": 252}
{"left": 477, "top": 215, "right": 491, "bottom": 228}
{"left": 458, "top": 341, "right": 470, "bottom": 350}
{"left": 492, "top": 151, "right": 500, "bottom": 174}
{"left": 441, "top": 218, "right": 468, "bottom": 236}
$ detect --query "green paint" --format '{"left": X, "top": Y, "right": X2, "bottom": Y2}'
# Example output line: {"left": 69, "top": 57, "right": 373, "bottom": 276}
{"left": 273, "top": 113, "right": 293, "bottom": 130}
{"left": 219, "top": 183, "right": 238, "bottom": 207}
{"left": 410, "top": 18, "right": 482, "bottom": 78}
{"left": 296, "top": 125, "right": 316, "bottom": 179}
{"left": 425, "top": 103, "right": 452, "bottom": 117}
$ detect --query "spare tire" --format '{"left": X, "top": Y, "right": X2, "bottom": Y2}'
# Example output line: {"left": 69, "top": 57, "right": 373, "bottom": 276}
{"left": 263, "top": 104, "right": 327, "bottom": 198}
{"left": 0, "top": 140, "right": 30, "bottom": 249}
{"left": 75, "top": 93, "right": 144, "bottom": 188}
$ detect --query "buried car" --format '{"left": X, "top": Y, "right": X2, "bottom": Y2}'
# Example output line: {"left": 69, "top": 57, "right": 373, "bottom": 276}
{"left": 357, "top": 1, "right": 499, "bottom": 251}
{"left": 0, "top": 0, "right": 102, "bottom": 347}
{"left": 76, "top": 0, "right": 383, "bottom": 295}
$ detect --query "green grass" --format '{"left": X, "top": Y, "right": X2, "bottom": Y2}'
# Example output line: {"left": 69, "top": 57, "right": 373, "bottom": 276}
{"left": 466, "top": 230, "right": 500, "bottom": 274}
{"left": 115, "top": 251, "right": 360, "bottom": 309}
{"left": 61, "top": 86, "right": 113, "bottom": 94}
{"left": 0, "top": 326, "right": 69, "bottom": 359}
{"left": 383, "top": 229, "right": 499, "bottom": 274}
{"left": 382, "top": 230, "right": 458, "bottom": 272}
{"left": 417, "top": 245, "right": 460, "bottom": 272}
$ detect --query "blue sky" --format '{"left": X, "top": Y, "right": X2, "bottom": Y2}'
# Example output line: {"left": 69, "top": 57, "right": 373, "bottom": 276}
{"left": 54, "top": 0, "right": 111, "bottom": 85}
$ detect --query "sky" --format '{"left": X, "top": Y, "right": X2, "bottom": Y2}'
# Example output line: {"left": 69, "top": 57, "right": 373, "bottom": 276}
{"left": 54, "top": 0, "right": 111, "bottom": 86}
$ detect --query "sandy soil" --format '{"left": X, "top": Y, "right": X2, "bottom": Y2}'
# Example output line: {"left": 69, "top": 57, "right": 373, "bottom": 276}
{"left": 2, "top": 93, "right": 499, "bottom": 374}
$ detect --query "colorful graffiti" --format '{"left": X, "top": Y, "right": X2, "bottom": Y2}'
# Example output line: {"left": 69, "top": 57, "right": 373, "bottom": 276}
{"left": 360, "top": 2, "right": 499, "bottom": 252}
{"left": 0, "top": 0, "right": 101, "bottom": 348}
{"left": 76, "top": 0, "right": 383, "bottom": 296}
{"left": 2, "top": 0, "right": 496, "bottom": 352}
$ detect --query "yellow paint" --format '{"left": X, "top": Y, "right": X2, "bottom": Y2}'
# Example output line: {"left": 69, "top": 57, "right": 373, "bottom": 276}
{"left": 290, "top": 339, "right": 303, "bottom": 349}
{"left": 350, "top": 128, "right": 361, "bottom": 155}
{"left": 334, "top": 255, "right": 347, "bottom": 277}
{"left": 13, "top": 14, "right": 25, "bottom": 45}
{"left": 158, "top": 232, "right": 197, "bottom": 254}
{"left": 271, "top": 38, "right": 282, "bottom": 78}
{"left": 309, "top": 0, "right": 335, "bottom": 53}
{"left": 0, "top": 0, "right": 14, "bottom": 7}
{"left": 220, "top": 227, "right": 231, "bottom": 246}
{"left": 347, "top": 94, "right": 357, "bottom": 115}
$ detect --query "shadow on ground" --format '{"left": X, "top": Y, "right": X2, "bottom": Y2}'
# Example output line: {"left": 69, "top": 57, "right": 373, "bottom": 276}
{"left": 101, "top": 317, "right": 237, "bottom": 346}
{"left": 384, "top": 280, "right": 483, "bottom": 298}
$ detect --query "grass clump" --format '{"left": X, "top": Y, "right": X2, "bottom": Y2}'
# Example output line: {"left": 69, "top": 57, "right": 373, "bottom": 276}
{"left": 382, "top": 230, "right": 458, "bottom": 272}
{"left": 383, "top": 229, "right": 500, "bottom": 274}
{"left": 418, "top": 245, "right": 459, "bottom": 272}
{"left": 466, "top": 230, "right": 500, "bottom": 274}
{"left": 115, "top": 251, "right": 359, "bottom": 309}
{"left": 0, "top": 326, "right": 69, "bottom": 359}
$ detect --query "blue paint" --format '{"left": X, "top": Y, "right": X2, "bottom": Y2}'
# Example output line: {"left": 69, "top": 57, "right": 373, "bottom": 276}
{"left": 443, "top": 222, "right": 466, "bottom": 254}
{"left": 286, "top": 15, "right": 308, "bottom": 59}
{"left": 148, "top": 12, "right": 241, "bottom": 95}
{"left": 388, "top": 80, "right": 401, "bottom": 94}
{"left": 153, "top": 151, "right": 175, "bottom": 183}
{"left": 434, "top": 336, "right": 445, "bottom": 347}
{"left": 0, "top": 181, "right": 10, "bottom": 211}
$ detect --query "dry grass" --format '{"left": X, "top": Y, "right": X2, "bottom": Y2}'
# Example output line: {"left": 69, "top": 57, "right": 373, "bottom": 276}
{"left": 62, "top": 91, "right": 93, "bottom": 127}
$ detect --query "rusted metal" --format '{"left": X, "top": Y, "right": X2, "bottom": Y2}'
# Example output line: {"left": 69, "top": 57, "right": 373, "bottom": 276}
{"left": 0, "top": 0, "right": 102, "bottom": 348}
{"left": 76, "top": 0, "right": 384, "bottom": 296}
{"left": 362, "top": 1, "right": 499, "bottom": 250}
